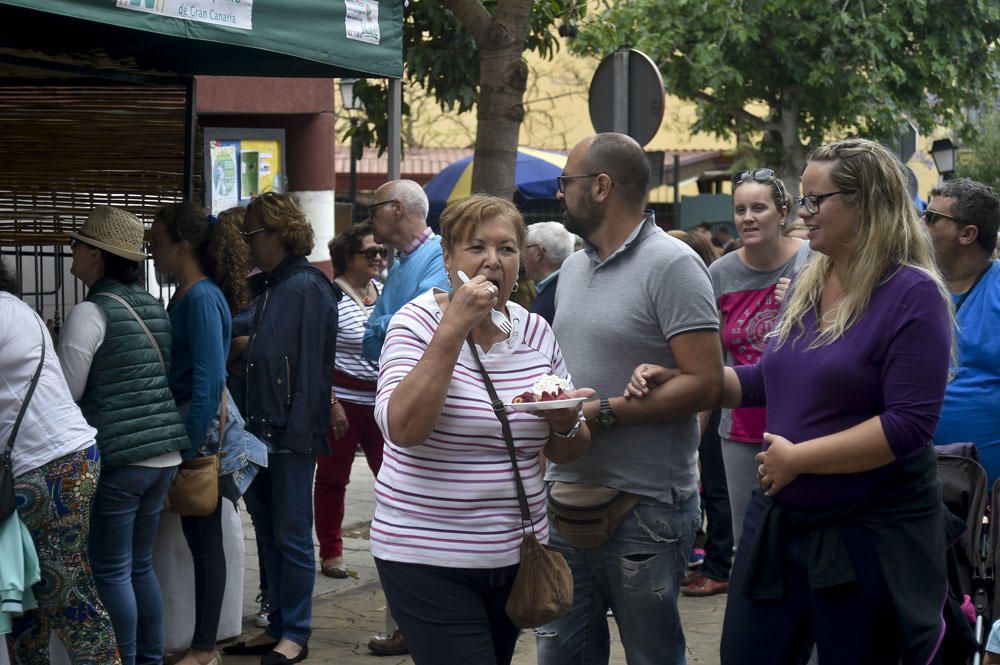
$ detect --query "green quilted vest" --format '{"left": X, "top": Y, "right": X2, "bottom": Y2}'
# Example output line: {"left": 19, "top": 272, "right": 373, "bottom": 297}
{"left": 78, "top": 278, "right": 190, "bottom": 468}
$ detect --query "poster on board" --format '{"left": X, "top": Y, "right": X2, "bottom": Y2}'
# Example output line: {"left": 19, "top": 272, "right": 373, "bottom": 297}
{"left": 239, "top": 139, "right": 282, "bottom": 203}
{"left": 209, "top": 140, "right": 240, "bottom": 215}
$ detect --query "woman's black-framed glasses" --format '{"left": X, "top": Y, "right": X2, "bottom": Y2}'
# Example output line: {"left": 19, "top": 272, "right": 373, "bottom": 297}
{"left": 359, "top": 247, "right": 388, "bottom": 261}
{"left": 732, "top": 168, "right": 776, "bottom": 185}
{"left": 795, "top": 191, "right": 844, "bottom": 214}
{"left": 922, "top": 209, "right": 960, "bottom": 226}
{"left": 556, "top": 173, "right": 603, "bottom": 193}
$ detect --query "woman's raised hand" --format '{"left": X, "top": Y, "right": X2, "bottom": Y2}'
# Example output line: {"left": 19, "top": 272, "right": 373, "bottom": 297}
{"left": 443, "top": 273, "right": 499, "bottom": 333}
{"left": 623, "top": 364, "right": 681, "bottom": 399}
{"left": 774, "top": 277, "right": 791, "bottom": 305}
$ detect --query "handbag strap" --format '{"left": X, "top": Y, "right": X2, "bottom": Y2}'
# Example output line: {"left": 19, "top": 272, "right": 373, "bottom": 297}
{"left": 4, "top": 317, "right": 47, "bottom": 463}
{"left": 94, "top": 291, "right": 166, "bottom": 373}
{"left": 334, "top": 277, "right": 374, "bottom": 320}
{"left": 465, "top": 336, "right": 532, "bottom": 525}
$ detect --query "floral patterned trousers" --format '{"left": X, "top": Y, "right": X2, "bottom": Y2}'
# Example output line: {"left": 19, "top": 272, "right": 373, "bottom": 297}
{"left": 5, "top": 445, "right": 121, "bottom": 665}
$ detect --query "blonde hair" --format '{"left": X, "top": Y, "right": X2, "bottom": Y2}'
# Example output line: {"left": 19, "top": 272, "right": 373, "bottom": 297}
{"left": 246, "top": 192, "right": 315, "bottom": 257}
{"left": 773, "top": 139, "right": 952, "bottom": 348}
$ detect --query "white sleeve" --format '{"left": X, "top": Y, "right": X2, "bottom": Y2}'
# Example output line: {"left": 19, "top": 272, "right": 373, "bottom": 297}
{"left": 57, "top": 302, "right": 107, "bottom": 401}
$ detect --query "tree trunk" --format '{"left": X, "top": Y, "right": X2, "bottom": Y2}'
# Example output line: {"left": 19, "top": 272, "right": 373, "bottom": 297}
{"left": 775, "top": 100, "right": 807, "bottom": 198}
{"left": 445, "top": 0, "right": 532, "bottom": 200}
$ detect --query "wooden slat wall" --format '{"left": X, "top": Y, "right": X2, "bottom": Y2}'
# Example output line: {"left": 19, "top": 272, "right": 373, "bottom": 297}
{"left": 0, "top": 84, "right": 200, "bottom": 244}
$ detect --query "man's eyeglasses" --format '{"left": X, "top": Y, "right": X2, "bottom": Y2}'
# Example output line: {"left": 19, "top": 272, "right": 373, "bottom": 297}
{"left": 368, "top": 199, "right": 400, "bottom": 217}
{"left": 732, "top": 168, "right": 776, "bottom": 185}
{"left": 358, "top": 247, "right": 388, "bottom": 261}
{"left": 922, "top": 209, "right": 960, "bottom": 226}
{"left": 556, "top": 173, "right": 604, "bottom": 193}
{"left": 795, "top": 191, "right": 844, "bottom": 215}
{"left": 240, "top": 226, "right": 268, "bottom": 239}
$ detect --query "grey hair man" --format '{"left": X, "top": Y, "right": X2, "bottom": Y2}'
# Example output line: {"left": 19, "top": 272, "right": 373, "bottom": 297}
{"left": 525, "top": 221, "right": 576, "bottom": 324}
{"left": 925, "top": 178, "right": 1000, "bottom": 477}
{"left": 362, "top": 179, "right": 449, "bottom": 363}
{"left": 537, "top": 133, "right": 723, "bottom": 665}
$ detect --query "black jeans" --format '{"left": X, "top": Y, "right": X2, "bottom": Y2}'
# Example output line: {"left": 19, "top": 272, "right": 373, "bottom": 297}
{"left": 700, "top": 408, "right": 734, "bottom": 582}
{"left": 375, "top": 558, "right": 520, "bottom": 665}
{"left": 181, "top": 500, "right": 226, "bottom": 650}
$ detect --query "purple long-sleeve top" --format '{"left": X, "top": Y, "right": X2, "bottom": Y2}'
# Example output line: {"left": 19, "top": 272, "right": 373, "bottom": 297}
{"left": 734, "top": 266, "right": 952, "bottom": 511}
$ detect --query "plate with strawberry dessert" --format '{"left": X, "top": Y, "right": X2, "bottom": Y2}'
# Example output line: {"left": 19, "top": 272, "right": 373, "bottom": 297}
{"left": 505, "top": 375, "right": 586, "bottom": 412}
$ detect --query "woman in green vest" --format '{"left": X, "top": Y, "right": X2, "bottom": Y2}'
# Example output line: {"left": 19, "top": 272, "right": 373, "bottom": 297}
{"left": 58, "top": 206, "right": 190, "bottom": 665}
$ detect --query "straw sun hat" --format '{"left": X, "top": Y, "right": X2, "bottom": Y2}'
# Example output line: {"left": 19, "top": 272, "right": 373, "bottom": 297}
{"left": 67, "top": 206, "right": 149, "bottom": 262}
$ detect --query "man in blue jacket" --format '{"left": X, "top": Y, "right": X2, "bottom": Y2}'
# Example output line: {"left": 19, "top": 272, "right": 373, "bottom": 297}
{"left": 362, "top": 179, "right": 449, "bottom": 362}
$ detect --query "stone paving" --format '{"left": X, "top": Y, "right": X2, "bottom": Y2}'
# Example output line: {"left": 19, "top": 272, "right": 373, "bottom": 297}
{"left": 226, "top": 456, "right": 725, "bottom": 665}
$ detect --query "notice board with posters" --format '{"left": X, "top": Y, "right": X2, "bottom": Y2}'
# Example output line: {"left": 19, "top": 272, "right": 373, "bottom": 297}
{"left": 204, "top": 128, "right": 286, "bottom": 216}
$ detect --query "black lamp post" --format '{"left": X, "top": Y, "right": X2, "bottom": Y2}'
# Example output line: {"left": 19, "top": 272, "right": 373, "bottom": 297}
{"left": 930, "top": 138, "right": 958, "bottom": 181}
{"left": 339, "top": 78, "right": 365, "bottom": 221}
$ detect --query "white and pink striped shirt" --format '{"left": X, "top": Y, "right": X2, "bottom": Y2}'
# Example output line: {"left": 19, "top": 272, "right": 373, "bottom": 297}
{"left": 372, "top": 289, "right": 572, "bottom": 568}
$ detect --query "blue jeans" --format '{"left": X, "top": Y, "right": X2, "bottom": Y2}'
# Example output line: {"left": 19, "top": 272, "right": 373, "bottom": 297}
{"left": 89, "top": 464, "right": 177, "bottom": 665}
{"left": 535, "top": 493, "right": 700, "bottom": 665}
{"left": 244, "top": 451, "right": 317, "bottom": 646}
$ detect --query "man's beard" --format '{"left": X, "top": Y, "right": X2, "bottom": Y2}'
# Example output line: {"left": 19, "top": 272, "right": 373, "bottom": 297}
{"left": 561, "top": 195, "right": 604, "bottom": 239}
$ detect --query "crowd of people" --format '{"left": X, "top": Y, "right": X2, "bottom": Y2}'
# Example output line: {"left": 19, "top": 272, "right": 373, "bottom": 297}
{"left": 1, "top": 130, "right": 998, "bottom": 665}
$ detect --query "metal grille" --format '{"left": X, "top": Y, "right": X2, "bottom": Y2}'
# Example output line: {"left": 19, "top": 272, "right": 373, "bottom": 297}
{"left": 0, "top": 83, "right": 196, "bottom": 322}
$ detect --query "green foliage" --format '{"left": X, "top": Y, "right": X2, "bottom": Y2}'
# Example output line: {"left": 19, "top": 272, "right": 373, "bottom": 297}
{"left": 959, "top": 111, "right": 1000, "bottom": 191}
{"left": 347, "top": 0, "right": 578, "bottom": 154}
{"left": 573, "top": 0, "right": 1000, "bottom": 175}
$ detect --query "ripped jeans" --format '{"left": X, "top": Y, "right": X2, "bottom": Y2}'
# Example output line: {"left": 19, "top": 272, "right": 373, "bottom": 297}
{"left": 536, "top": 493, "right": 700, "bottom": 665}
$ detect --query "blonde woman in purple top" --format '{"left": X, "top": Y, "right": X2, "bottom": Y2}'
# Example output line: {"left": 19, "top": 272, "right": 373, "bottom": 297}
{"left": 372, "top": 195, "right": 592, "bottom": 665}
{"left": 626, "top": 140, "right": 959, "bottom": 664}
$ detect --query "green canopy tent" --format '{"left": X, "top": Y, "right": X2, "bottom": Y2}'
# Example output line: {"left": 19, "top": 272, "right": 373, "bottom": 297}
{"left": 0, "top": 0, "right": 403, "bottom": 79}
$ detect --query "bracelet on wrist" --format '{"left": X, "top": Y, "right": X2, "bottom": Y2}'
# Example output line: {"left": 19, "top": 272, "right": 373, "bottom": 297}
{"left": 552, "top": 414, "right": 585, "bottom": 439}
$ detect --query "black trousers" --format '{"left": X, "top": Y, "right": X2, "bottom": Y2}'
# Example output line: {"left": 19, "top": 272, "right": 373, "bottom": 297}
{"left": 700, "top": 408, "right": 734, "bottom": 581}
{"left": 375, "top": 558, "right": 520, "bottom": 665}
{"left": 181, "top": 500, "right": 227, "bottom": 651}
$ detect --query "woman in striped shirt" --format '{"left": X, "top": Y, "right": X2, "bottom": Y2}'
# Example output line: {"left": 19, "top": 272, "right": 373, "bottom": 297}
{"left": 372, "top": 195, "right": 593, "bottom": 665}
{"left": 314, "top": 221, "right": 386, "bottom": 579}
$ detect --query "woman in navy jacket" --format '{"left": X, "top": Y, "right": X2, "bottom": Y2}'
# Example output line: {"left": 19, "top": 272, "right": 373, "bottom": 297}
{"left": 222, "top": 192, "right": 338, "bottom": 665}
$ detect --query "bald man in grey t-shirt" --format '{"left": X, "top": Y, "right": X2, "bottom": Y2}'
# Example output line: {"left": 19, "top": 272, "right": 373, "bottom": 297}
{"left": 538, "top": 133, "right": 722, "bottom": 665}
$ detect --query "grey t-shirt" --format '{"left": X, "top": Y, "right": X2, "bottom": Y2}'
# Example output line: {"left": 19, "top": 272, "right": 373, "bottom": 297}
{"left": 710, "top": 240, "right": 811, "bottom": 442}
{"left": 548, "top": 216, "right": 719, "bottom": 504}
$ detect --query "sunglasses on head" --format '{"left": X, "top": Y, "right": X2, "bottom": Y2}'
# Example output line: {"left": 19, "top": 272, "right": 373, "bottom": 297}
{"left": 732, "top": 168, "right": 776, "bottom": 185}
{"left": 358, "top": 247, "right": 387, "bottom": 261}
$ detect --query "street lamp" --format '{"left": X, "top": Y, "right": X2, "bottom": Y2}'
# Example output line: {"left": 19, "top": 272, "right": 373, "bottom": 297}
{"left": 930, "top": 138, "right": 957, "bottom": 181}
{"left": 339, "top": 78, "right": 365, "bottom": 221}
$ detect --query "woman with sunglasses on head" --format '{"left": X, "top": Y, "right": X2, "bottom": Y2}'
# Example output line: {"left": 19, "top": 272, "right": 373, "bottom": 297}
{"left": 148, "top": 201, "right": 251, "bottom": 665}
{"left": 313, "top": 222, "right": 386, "bottom": 579}
{"left": 682, "top": 169, "right": 811, "bottom": 599}
{"left": 57, "top": 206, "right": 191, "bottom": 665}
{"left": 627, "top": 140, "right": 961, "bottom": 663}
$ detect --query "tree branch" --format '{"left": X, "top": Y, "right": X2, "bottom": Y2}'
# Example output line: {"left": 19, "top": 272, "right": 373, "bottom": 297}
{"left": 443, "top": 0, "right": 493, "bottom": 45}
{"left": 692, "top": 90, "right": 774, "bottom": 131}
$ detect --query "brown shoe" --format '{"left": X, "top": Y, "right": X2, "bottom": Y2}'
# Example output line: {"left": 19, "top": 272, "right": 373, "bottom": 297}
{"left": 367, "top": 630, "right": 409, "bottom": 656}
{"left": 681, "top": 574, "right": 729, "bottom": 597}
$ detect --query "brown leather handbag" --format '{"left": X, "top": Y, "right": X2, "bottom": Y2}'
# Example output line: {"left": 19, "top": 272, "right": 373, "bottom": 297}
{"left": 466, "top": 338, "right": 574, "bottom": 629}
{"left": 165, "top": 391, "right": 226, "bottom": 517}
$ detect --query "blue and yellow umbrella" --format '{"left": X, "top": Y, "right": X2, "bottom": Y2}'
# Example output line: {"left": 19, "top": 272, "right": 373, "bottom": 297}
{"left": 424, "top": 147, "right": 567, "bottom": 225}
